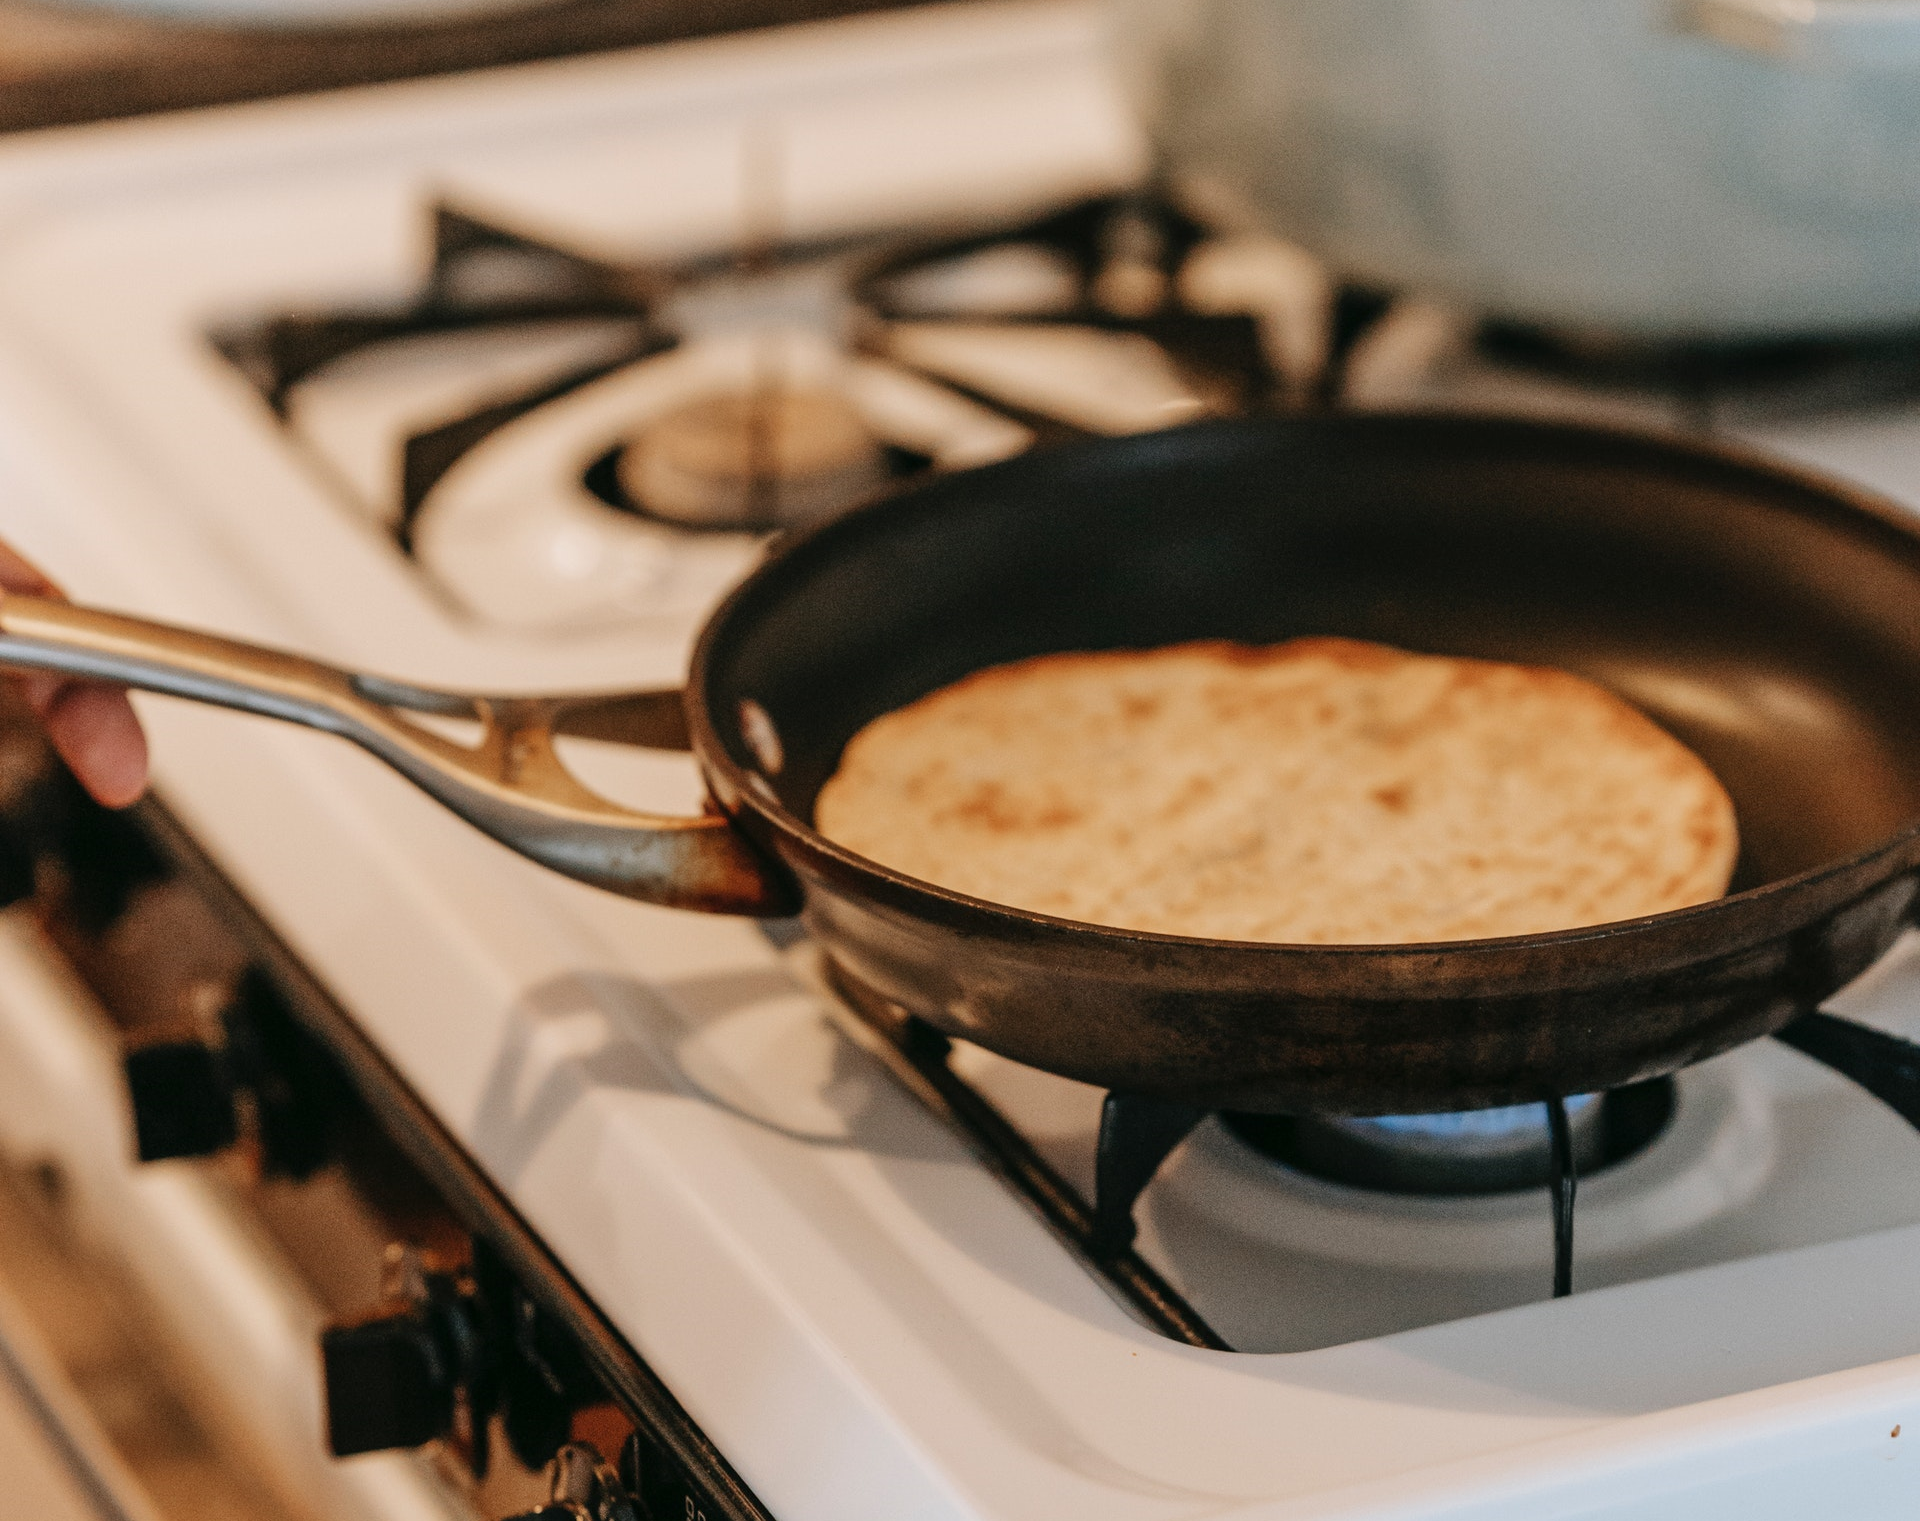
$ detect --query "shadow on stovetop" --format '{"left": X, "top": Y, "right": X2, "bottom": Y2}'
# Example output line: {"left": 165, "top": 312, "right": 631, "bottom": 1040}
{"left": 474, "top": 965, "right": 951, "bottom": 1182}
{"left": 471, "top": 965, "right": 1233, "bottom": 1502}
{"left": 467, "top": 961, "right": 1920, "bottom": 1435}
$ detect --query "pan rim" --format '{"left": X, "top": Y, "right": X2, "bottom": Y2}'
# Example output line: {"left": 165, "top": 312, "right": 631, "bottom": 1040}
{"left": 690, "top": 409, "right": 1920, "bottom": 958}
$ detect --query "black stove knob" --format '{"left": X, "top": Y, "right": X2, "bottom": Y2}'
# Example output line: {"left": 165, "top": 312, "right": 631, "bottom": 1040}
{"left": 121, "top": 1038, "right": 238, "bottom": 1162}
{"left": 322, "top": 1255, "right": 495, "bottom": 1461}
{"left": 119, "top": 968, "right": 346, "bottom": 1175}
{"left": 221, "top": 968, "right": 343, "bottom": 1180}
{"left": 321, "top": 1310, "right": 457, "bottom": 1456}
{"left": 468, "top": 1239, "right": 598, "bottom": 1474}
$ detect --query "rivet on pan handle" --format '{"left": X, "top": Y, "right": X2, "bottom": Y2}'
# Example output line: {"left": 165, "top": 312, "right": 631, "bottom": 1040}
{"left": 0, "top": 593, "right": 798, "bottom": 917}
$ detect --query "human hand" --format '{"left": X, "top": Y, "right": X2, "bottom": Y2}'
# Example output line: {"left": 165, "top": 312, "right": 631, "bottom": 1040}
{"left": 0, "top": 542, "right": 148, "bottom": 808}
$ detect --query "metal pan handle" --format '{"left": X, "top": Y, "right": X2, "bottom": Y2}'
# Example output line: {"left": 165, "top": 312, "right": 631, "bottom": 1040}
{"left": 0, "top": 594, "right": 797, "bottom": 917}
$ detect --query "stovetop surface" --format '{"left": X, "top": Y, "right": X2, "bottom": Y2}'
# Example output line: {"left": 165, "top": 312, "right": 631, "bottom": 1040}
{"left": 2, "top": 7, "right": 1920, "bottom": 1519}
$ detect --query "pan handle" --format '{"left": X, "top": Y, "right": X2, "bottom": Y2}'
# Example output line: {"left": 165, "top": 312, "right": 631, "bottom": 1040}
{"left": 0, "top": 594, "right": 798, "bottom": 917}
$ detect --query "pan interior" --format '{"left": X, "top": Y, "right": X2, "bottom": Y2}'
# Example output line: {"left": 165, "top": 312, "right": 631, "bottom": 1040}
{"left": 700, "top": 416, "right": 1920, "bottom": 896}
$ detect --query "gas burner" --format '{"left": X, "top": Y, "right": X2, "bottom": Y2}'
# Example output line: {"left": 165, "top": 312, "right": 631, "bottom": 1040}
{"left": 806, "top": 940, "right": 1920, "bottom": 1353}
{"left": 1223, "top": 1083, "right": 1674, "bottom": 1197}
{"left": 615, "top": 384, "right": 889, "bottom": 531}
{"left": 214, "top": 195, "right": 1286, "bottom": 635}
{"left": 1145, "top": 1067, "right": 1775, "bottom": 1351}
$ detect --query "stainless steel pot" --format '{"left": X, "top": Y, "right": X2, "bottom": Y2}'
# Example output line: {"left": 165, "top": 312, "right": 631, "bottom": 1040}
{"left": 1114, "top": 0, "right": 1920, "bottom": 339}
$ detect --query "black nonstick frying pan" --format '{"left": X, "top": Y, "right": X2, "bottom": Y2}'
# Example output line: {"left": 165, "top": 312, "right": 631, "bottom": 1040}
{"left": 5, "top": 413, "right": 1919, "bottom": 1115}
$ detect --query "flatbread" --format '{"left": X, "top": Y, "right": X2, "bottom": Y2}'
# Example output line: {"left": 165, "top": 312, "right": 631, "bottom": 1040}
{"left": 812, "top": 638, "right": 1737, "bottom": 944}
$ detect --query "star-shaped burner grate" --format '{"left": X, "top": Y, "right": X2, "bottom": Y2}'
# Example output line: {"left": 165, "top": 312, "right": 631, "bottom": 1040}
{"left": 212, "top": 196, "right": 1282, "bottom": 632}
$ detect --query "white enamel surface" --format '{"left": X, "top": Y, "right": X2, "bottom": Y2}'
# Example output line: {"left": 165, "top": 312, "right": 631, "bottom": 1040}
{"left": 1176, "top": 233, "right": 1331, "bottom": 398}
{"left": 0, "top": 8, "right": 1918, "bottom": 1519}
{"left": 877, "top": 243, "right": 1083, "bottom": 319}
{"left": 843, "top": 358, "right": 1034, "bottom": 469}
{"left": 286, "top": 318, "right": 646, "bottom": 524}
{"left": 409, "top": 343, "right": 772, "bottom": 631}
{"left": 884, "top": 319, "right": 1206, "bottom": 434}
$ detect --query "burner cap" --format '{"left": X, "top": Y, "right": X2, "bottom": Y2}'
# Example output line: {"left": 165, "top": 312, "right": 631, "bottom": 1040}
{"left": 1225, "top": 1080, "right": 1674, "bottom": 1196}
{"left": 617, "top": 386, "right": 887, "bottom": 530}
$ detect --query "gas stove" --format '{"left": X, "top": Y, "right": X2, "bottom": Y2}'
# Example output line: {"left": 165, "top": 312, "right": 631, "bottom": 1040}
{"left": 2, "top": 5, "right": 1920, "bottom": 1520}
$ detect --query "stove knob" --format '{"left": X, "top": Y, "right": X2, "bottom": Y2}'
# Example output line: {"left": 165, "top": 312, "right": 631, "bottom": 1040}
{"left": 323, "top": 1252, "right": 495, "bottom": 1460}
{"left": 321, "top": 1310, "right": 458, "bottom": 1456}
{"left": 221, "top": 969, "right": 343, "bottom": 1180}
{"left": 121, "top": 1038, "right": 238, "bottom": 1162}
{"left": 120, "top": 969, "right": 345, "bottom": 1175}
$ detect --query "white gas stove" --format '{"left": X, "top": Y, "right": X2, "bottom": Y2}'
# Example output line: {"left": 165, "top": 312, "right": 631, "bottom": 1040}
{"left": 2, "top": 5, "right": 1920, "bottom": 1519}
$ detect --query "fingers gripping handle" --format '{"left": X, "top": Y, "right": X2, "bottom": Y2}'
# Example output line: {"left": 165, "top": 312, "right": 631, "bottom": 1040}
{"left": 0, "top": 594, "right": 796, "bottom": 916}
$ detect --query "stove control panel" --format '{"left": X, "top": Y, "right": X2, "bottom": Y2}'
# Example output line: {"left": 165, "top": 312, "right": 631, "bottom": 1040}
{"left": 122, "top": 967, "right": 341, "bottom": 1174}
{"left": 324, "top": 1250, "right": 487, "bottom": 1458}
{"left": 0, "top": 698, "right": 774, "bottom": 1521}
{"left": 323, "top": 1238, "right": 598, "bottom": 1478}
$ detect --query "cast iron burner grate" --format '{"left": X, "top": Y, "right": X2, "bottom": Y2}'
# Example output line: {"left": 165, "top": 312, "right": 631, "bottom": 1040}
{"left": 208, "top": 192, "right": 1920, "bottom": 587}
{"left": 812, "top": 950, "right": 1920, "bottom": 1351}
{"left": 210, "top": 196, "right": 1276, "bottom": 555}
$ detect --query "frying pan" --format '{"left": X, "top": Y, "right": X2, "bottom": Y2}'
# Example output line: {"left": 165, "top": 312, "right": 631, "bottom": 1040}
{"left": 6, "top": 413, "right": 1920, "bottom": 1116}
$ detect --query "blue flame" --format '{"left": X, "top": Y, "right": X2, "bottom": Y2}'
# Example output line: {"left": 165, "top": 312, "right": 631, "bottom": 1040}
{"left": 1351, "top": 1093, "right": 1599, "bottom": 1141}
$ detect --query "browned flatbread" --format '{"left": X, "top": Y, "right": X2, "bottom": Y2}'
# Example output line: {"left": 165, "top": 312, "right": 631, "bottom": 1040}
{"left": 813, "top": 638, "right": 1737, "bottom": 944}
